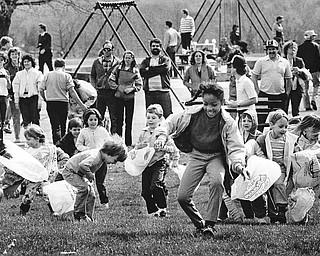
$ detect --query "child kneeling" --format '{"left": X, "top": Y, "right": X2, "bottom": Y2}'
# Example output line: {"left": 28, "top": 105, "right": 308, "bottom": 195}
{"left": 62, "top": 136, "right": 127, "bottom": 221}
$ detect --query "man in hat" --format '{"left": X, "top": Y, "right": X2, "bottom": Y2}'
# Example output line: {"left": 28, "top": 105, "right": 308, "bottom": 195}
{"left": 251, "top": 39, "right": 292, "bottom": 112}
{"left": 140, "top": 38, "right": 173, "bottom": 118}
{"left": 297, "top": 30, "right": 320, "bottom": 111}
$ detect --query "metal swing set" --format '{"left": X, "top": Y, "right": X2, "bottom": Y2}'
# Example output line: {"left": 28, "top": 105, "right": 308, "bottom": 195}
{"left": 62, "top": 1, "right": 185, "bottom": 109}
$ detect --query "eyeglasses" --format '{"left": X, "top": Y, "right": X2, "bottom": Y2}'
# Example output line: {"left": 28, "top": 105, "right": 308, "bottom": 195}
{"left": 103, "top": 48, "right": 112, "bottom": 52}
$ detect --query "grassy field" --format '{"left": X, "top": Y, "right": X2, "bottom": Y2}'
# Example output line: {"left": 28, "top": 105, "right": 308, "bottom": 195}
{"left": 1, "top": 155, "right": 320, "bottom": 256}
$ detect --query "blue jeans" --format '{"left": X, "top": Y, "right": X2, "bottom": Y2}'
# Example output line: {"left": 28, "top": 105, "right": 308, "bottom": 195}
{"left": 178, "top": 150, "right": 225, "bottom": 228}
{"left": 62, "top": 168, "right": 95, "bottom": 219}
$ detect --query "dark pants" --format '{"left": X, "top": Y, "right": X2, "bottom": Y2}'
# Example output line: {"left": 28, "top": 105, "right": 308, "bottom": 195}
{"left": 39, "top": 52, "right": 53, "bottom": 73}
{"left": 181, "top": 32, "right": 192, "bottom": 50}
{"left": 115, "top": 97, "right": 134, "bottom": 146}
{"left": 46, "top": 101, "right": 68, "bottom": 144}
{"left": 258, "top": 91, "right": 287, "bottom": 112}
{"left": 0, "top": 96, "right": 6, "bottom": 124}
{"left": 19, "top": 95, "right": 39, "bottom": 126}
{"left": 166, "top": 46, "right": 177, "bottom": 77}
{"left": 236, "top": 41, "right": 248, "bottom": 53}
{"left": 286, "top": 88, "right": 302, "bottom": 117}
{"left": 96, "top": 89, "right": 117, "bottom": 134}
{"left": 95, "top": 163, "right": 109, "bottom": 204}
{"left": 141, "top": 159, "right": 168, "bottom": 214}
{"left": 145, "top": 91, "right": 172, "bottom": 118}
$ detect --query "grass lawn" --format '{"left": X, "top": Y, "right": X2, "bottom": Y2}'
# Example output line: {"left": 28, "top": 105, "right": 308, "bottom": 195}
{"left": 1, "top": 154, "right": 320, "bottom": 256}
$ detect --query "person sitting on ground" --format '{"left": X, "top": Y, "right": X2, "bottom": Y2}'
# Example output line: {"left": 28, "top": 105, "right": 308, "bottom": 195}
{"left": 154, "top": 83, "right": 248, "bottom": 237}
{"left": 215, "top": 37, "right": 232, "bottom": 69}
{"left": 62, "top": 135, "right": 127, "bottom": 222}
{"left": 183, "top": 50, "right": 216, "bottom": 101}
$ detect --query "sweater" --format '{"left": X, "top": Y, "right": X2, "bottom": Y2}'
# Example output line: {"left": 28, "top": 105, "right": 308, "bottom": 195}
{"left": 76, "top": 126, "right": 111, "bottom": 152}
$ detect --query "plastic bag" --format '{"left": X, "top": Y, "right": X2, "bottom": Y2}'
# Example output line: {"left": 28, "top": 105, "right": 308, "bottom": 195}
{"left": 73, "top": 79, "right": 97, "bottom": 104}
{"left": 0, "top": 140, "right": 48, "bottom": 182}
{"left": 231, "top": 155, "right": 281, "bottom": 201}
{"left": 43, "top": 180, "right": 77, "bottom": 215}
{"left": 124, "top": 146, "right": 155, "bottom": 176}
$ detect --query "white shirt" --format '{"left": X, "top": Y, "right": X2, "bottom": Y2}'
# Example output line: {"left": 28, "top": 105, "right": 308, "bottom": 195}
{"left": 236, "top": 74, "right": 257, "bottom": 111}
{"left": 13, "top": 68, "right": 43, "bottom": 98}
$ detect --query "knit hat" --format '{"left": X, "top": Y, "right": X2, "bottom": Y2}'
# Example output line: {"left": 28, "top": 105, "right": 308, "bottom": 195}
{"left": 231, "top": 55, "right": 246, "bottom": 69}
{"left": 304, "top": 30, "right": 317, "bottom": 40}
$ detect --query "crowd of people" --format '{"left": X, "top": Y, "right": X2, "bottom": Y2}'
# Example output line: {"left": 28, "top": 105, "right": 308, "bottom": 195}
{"left": 1, "top": 13, "right": 320, "bottom": 239}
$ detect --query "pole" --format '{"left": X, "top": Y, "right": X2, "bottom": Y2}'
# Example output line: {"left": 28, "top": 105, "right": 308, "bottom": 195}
{"left": 194, "top": 0, "right": 217, "bottom": 39}
{"left": 117, "top": 6, "right": 150, "bottom": 56}
{"left": 245, "top": 0, "right": 270, "bottom": 38}
{"left": 218, "top": 0, "right": 222, "bottom": 43}
{"left": 252, "top": 0, "right": 272, "bottom": 31}
{"left": 63, "top": 11, "right": 95, "bottom": 59}
{"left": 237, "top": 0, "right": 265, "bottom": 42}
{"left": 110, "top": 6, "right": 131, "bottom": 41}
{"left": 133, "top": 5, "right": 185, "bottom": 110}
{"left": 197, "top": 3, "right": 220, "bottom": 42}
{"left": 238, "top": 0, "right": 241, "bottom": 35}
{"left": 98, "top": 3, "right": 127, "bottom": 51}
{"left": 194, "top": 0, "right": 208, "bottom": 22}
{"left": 72, "top": 19, "right": 108, "bottom": 78}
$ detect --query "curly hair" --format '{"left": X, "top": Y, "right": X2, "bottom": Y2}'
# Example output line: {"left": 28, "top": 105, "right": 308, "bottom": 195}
{"left": 201, "top": 83, "right": 224, "bottom": 101}
{"left": 190, "top": 50, "right": 206, "bottom": 65}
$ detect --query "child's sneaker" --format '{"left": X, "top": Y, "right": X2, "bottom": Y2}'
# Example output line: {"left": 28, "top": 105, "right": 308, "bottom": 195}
{"left": 195, "top": 226, "right": 216, "bottom": 237}
{"left": 159, "top": 208, "right": 167, "bottom": 217}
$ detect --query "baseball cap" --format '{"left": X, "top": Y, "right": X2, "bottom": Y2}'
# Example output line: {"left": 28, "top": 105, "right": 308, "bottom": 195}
{"left": 265, "top": 39, "right": 279, "bottom": 48}
{"left": 304, "top": 30, "right": 317, "bottom": 39}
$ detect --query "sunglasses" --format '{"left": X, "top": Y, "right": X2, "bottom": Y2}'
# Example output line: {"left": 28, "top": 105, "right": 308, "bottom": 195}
{"left": 103, "top": 48, "right": 112, "bottom": 52}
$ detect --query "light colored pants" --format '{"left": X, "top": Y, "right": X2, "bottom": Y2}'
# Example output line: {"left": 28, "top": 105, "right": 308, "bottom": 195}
{"left": 304, "top": 72, "right": 320, "bottom": 108}
{"left": 177, "top": 150, "right": 225, "bottom": 228}
{"left": 62, "top": 168, "right": 95, "bottom": 219}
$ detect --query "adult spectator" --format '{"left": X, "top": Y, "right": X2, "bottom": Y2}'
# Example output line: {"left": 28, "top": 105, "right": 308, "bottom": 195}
{"left": 179, "top": 9, "right": 195, "bottom": 52}
{"left": 251, "top": 39, "right": 292, "bottom": 112}
{"left": 230, "top": 25, "right": 248, "bottom": 53}
{"left": 0, "top": 36, "right": 13, "bottom": 52}
{"left": 12, "top": 54, "right": 43, "bottom": 127}
{"left": 90, "top": 40, "right": 120, "bottom": 133}
{"left": 37, "top": 23, "right": 53, "bottom": 73}
{"left": 39, "top": 59, "right": 87, "bottom": 144}
{"left": 272, "top": 16, "right": 284, "bottom": 48}
{"left": 163, "top": 20, "right": 181, "bottom": 78}
{"left": 183, "top": 50, "right": 216, "bottom": 97}
{"left": 0, "top": 52, "right": 10, "bottom": 130}
{"left": 109, "top": 50, "right": 142, "bottom": 147}
{"left": 297, "top": 30, "right": 320, "bottom": 111}
{"left": 140, "top": 38, "right": 172, "bottom": 118}
{"left": 0, "top": 36, "right": 13, "bottom": 134}
{"left": 4, "top": 47, "right": 22, "bottom": 142}
{"left": 283, "top": 41, "right": 306, "bottom": 117}
{"left": 215, "top": 37, "right": 232, "bottom": 70}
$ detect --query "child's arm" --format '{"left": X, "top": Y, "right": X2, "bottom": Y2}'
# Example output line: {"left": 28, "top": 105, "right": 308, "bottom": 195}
{"left": 76, "top": 129, "right": 91, "bottom": 152}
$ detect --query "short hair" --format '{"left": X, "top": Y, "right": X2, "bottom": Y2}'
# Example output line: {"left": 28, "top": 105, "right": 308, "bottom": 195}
{"left": 0, "top": 52, "right": 7, "bottom": 62}
{"left": 283, "top": 40, "right": 297, "bottom": 58}
{"left": 100, "top": 135, "right": 127, "bottom": 162}
{"left": 21, "top": 54, "right": 36, "bottom": 68}
{"left": 182, "top": 9, "right": 189, "bottom": 15}
{"left": 0, "top": 36, "right": 12, "bottom": 47}
{"left": 268, "top": 109, "right": 288, "bottom": 125}
{"left": 201, "top": 83, "right": 224, "bottom": 102}
{"left": 39, "top": 23, "right": 47, "bottom": 31}
{"left": 82, "top": 108, "right": 103, "bottom": 127}
{"left": 165, "top": 20, "right": 172, "bottom": 28}
{"left": 24, "top": 124, "right": 46, "bottom": 143}
{"left": 121, "top": 50, "right": 137, "bottom": 69}
{"left": 149, "top": 38, "right": 162, "bottom": 47}
{"left": 54, "top": 58, "right": 65, "bottom": 68}
{"left": 7, "top": 47, "right": 21, "bottom": 63}
{"left": 67, "top": 117, "right": 83, "bottom": 131}
{"left": 232, "top": 24, "right": 239, "bottom": 31}
{"left": 146, "top": 104, "right": 163, "bottom": 119}
{"left": 276, "top": 16, "right": 284, "bottom": 21}
{"left": 190, "top": 50, "right": 206, "bottom": 65}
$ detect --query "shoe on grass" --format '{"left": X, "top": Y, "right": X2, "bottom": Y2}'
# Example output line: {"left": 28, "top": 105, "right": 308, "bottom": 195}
{"left": 195, "top": 226, "right": 216, "bottom": 237}
{"left": 159, "top": 208, "right": 167, "bottom": 217}
{"left": 254, "top": 216, "right": 270, "bottom": 225}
